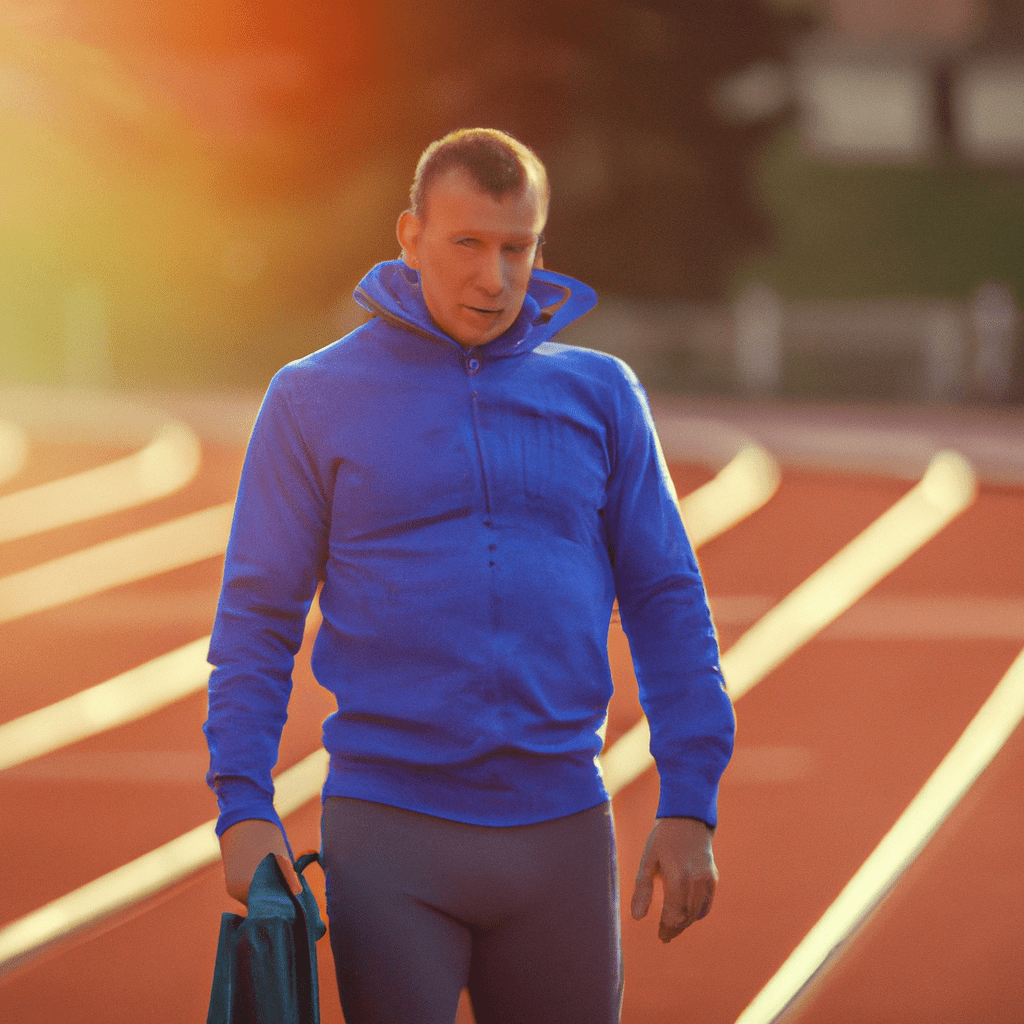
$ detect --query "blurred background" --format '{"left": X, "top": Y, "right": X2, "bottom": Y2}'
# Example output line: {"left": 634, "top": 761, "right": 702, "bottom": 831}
{"left": 2, "top": 0, "right": 1022, "bottom": 403}
{"left": 2, "top": 7, "right": 1023, "bottom": 1020}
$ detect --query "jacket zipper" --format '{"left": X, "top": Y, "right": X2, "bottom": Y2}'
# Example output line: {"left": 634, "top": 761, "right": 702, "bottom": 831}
{"left": 469, "top": 386, "right": 493, "bottom": 522}
{"left": 462, "top": 346, "right": 494, "bottom": 522}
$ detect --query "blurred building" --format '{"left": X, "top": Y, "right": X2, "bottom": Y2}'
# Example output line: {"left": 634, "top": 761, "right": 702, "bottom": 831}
{"left": 795, "top": 0, "right": 1024, "bottom": 163}
{"left": 679, "top": 0, "right": 1024, "bottom": 404}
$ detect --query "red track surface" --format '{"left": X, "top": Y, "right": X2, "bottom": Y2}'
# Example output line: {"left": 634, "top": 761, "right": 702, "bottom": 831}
{"left": 1, "top": 415, "right": 1021, "bottom": 1023}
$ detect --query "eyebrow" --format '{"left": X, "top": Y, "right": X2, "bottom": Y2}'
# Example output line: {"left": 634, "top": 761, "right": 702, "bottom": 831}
{"left": 448, "top": 227, "right": 542, "bottom": 239}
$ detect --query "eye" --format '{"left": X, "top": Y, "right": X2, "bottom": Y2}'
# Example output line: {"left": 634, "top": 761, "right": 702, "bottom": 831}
{"left": 503, "top": 243, "right": 530, "bottom": 255}
{"left": 455, "top": 237, "right": 479, "bottom": 248}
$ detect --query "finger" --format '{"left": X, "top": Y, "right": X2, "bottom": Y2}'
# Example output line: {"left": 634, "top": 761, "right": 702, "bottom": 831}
{"left": 659, "top": 879, "right": 715, "bottom": 942}
{"left": 632, "top": 831, "right": 661, "bottom": 922}
{"left": 693, "top": 886, "right": 714, "bottom": 921}
{"left": 687, "top": 873, "right": 715, "bottom": 919}
{"left": 631, "top": 874, "right": 654, "bottom": 921}
{"left": 657, "top": 893, "right": 692, "bottom": 943}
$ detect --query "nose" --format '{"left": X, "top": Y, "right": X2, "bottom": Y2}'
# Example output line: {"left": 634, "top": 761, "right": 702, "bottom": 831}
{"left": 475, "top": 248, "right": 506, "bottom": 297}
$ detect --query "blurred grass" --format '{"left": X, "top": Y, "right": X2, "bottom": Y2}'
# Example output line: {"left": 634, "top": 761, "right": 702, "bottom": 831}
{"left": 733, "top": 128, "right": 1024, "bottom": 303}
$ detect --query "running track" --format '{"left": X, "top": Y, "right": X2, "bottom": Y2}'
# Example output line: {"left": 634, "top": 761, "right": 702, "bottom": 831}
{"left": 0, "top": 390, "right": 1021, "bottom": 1023}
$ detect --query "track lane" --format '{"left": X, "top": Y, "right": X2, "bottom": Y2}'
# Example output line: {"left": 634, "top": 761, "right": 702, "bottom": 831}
{"left": 613, "top": 634, "right": 1023, "bottom": 1023}
{"left": 1, "top": 411, "right": 1021, "bottom": 1023}
{"left": 0, "top": 442, "right": 240, "bottom": 720}
{"left": 796, "top": 704, "right": 1024, "bottom": 1024}
{"left": 1, "top": 442, "right": 773, "bottom": 967}
{"left": 0, "top": 420, "right": 201, "bottom": 545}
{"left": 736, "top": 641, "right": 1024, "bottom": 1024}
{"left": 602, "top": 472, "right": 1024, "bottom": 1024}
{"left": 0, "top": 437, "right": 242, "bottom": 932}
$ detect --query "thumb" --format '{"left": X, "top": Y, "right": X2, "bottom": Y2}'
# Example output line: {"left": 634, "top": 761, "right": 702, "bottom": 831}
{"left": 275, "top": 854, "right": 303, "bottom": 897}
{"left": 631, "top": 861, "right": 656, "bottom": 921}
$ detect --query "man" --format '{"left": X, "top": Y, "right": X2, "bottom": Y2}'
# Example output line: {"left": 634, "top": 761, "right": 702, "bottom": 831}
{"left": 205, "top": 128, "right": 734, "bottom": 1024}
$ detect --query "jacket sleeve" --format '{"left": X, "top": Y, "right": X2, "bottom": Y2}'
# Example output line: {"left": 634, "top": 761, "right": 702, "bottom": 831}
{"left": 204, "top": 368, "right": 331, "bottom": 837}
{"left": 603, "top": 366, "right": 734, "bottom": 828}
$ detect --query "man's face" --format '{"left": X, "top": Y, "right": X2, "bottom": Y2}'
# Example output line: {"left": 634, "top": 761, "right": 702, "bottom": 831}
{"left": 397, "top": 167, "right": 546, "bottom": 349}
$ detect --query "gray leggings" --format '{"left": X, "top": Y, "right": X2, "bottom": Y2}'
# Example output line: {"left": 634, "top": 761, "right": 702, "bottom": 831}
{"left": 321, "top": 797, "right": 622, "bottom": 1024}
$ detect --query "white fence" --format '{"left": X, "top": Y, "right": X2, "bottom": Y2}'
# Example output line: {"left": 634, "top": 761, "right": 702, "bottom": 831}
{"left": 561, "top": 283, "right": 1020, "bottom": 403}
{"left": 12, "top": 280, "right": 1021, "bottom": 405}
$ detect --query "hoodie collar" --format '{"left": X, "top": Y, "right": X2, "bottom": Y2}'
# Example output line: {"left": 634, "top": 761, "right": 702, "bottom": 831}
{"left": 353, "top": 260, "right": 597, "bottom": 356}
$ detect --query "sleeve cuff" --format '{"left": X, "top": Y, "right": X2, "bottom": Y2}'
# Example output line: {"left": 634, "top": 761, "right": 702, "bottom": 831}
{"left": 210, "top": 775, "right": 287, "bottom": 844}
{"left": 655, "top": 781, "right": 719, "bottom": 830}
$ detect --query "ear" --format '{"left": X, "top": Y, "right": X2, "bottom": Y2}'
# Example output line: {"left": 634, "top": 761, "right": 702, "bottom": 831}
{"left": 396, "top": 210, "right": 421, "bottom": 269}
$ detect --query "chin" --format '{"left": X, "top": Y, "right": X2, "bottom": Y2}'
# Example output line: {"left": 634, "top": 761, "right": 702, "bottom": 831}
{"left": 454, "top": 326, "right": 501, "bottom": 348}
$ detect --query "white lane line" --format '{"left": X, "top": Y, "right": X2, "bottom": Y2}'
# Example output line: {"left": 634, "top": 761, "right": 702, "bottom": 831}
{"left": 0, "top": 602, "right": 322, "bottom": 773}
{"left": 680, "top": 444, "right": 781, "bottom": 549}
{"left": 0, "top": 447, "right": 777, "bottom": 964}
{"left": 0, "top": 420, "right": 201, "bottom": 544}
{"left": 821, "top": 594, "right": 1024, "bottom": 640}
{"left": 725, "top": 452, "right": 976, "bottom": 701}
{"left": 599, "top": 450, "right": 978, "bottom": 798}
{"left": 0, "top": 748, "right": 329, "bottom": 973}
{"left": 0, "top": 421, "right": 29, "bottom": 486}
{"left": 0, "top": 503, "right": 233, "bottom": 625}
{"left": 0, "top": 640, "right": 212, "bottom": 771}
{"left": 726, "top": 745, "right": 819, "bottom": 785}
{"left": 708, "top": 594, "right": 1024, "bottom": 641}
{"left": 734, "top": 644, "right": 1024, "bottom": 1024}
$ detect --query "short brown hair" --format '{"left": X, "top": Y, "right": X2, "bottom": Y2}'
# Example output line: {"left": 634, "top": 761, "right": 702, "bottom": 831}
{"left": 410, "top": 128, "right": 550, "bottom": 220}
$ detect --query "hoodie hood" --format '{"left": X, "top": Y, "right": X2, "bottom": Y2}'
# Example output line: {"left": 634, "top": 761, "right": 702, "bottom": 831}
{"left": 353, "top": 260, "right": 598, "bottom": 356}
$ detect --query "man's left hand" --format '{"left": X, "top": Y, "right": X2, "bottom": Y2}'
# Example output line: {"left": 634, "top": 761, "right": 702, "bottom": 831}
{"left": 631, "top": 816, "right": 718, "bottom": 943}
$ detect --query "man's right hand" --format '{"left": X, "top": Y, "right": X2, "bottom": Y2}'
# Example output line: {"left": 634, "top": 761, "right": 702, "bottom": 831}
{"left": 219, "top": 818, "right": 302, "bottom": 907}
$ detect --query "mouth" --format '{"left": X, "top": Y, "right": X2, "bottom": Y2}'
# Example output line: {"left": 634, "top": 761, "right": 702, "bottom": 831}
{"left": 464, "top": 305, "right": 503, "bottom": 318}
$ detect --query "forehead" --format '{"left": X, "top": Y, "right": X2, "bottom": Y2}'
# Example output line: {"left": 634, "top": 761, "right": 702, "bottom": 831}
{"left": 422, "top": 167, "right": 546, "bottom": 237}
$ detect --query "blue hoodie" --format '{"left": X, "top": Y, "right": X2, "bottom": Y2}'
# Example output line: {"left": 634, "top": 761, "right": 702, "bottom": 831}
{"left": 205, "top": 261, "right": 734, "bottom": 837}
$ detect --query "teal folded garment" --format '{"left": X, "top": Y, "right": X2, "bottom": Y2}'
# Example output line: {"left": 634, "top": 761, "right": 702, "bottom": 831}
{"left": 207, "top": 853, "right": 327, "bottom": 1024}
